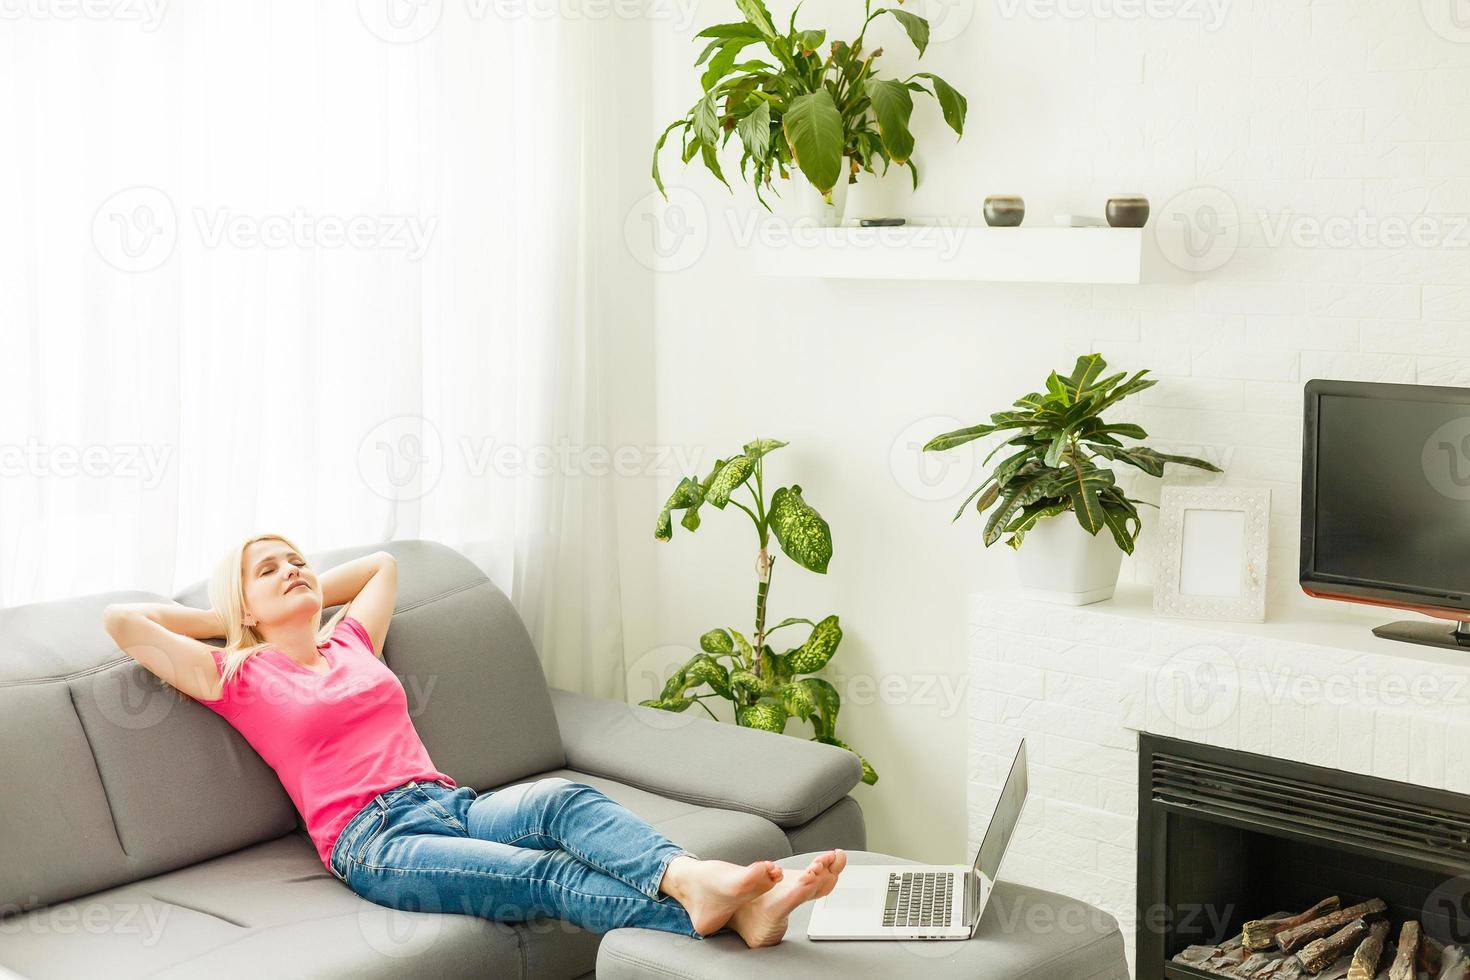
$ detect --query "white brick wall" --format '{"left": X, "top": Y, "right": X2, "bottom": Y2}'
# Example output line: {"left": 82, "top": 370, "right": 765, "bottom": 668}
{"left": 968, "top": 590, "right": 1470, "bottom": 976}
{"left": 645, "top": 0, "right": 1470, "bottom": 879}
{"left": 1031, "top": 5, "right": 1470, "bottom": 613}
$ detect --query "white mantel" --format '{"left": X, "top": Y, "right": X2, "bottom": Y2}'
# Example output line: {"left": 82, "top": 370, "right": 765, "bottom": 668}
{"left": 967, "top": 586, "right": 1470, "bottom": 976}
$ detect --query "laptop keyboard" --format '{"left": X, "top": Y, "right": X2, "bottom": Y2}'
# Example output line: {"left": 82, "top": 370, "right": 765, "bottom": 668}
{"left": 882, "top": 872, "right": 952, "bottom": 928}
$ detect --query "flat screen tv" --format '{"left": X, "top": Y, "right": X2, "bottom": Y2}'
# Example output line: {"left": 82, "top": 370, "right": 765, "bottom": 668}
{"left": 1301, "top": 379, "right": 1470, "bottom": 649}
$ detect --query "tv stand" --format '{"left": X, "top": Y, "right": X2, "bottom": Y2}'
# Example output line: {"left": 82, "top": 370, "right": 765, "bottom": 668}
{"left": 1372, "top": 619, "right": 1470, "bottom": 650}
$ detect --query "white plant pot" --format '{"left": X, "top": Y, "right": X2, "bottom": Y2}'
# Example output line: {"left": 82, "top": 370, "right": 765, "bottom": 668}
{"left": 790, "top": 157, "right": 850, "bottom": 227}
{"left": 842, "top": 164, "right": 905, "bottom": 225}
{"left": 1013, "top": 516, "right": 1123, "bottom": 606}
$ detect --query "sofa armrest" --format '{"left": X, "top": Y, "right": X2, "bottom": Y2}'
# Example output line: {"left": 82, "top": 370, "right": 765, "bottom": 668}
{"left": 549, "top": 688, "right": 863, "bottom": 828}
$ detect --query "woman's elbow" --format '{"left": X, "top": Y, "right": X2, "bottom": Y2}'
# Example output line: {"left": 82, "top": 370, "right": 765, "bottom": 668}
{"left": 101, "top": 604, "right": 137, "bottom": 640}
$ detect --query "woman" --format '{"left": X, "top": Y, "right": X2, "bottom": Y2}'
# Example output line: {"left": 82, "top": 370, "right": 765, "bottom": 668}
{"left": 101, "top": 533, "right": 847, "bottom": 947}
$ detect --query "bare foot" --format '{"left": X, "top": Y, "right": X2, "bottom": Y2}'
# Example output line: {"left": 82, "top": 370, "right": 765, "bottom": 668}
{"left": 659, "top": 857, "right": 784, "bottom": 937}
{"left": 812, "top": 848, "right": 847, "bottom": 898}
{"left": 727, "top": 849, "right": 847, "bottom": 948}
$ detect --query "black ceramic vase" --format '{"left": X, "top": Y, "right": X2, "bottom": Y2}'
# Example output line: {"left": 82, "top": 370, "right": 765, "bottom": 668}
{"left": 1105, "top": 196, "right": 1150, "bottom": 228}
{"left": 983, "top": 195, "right": 1025, "bottom": 227}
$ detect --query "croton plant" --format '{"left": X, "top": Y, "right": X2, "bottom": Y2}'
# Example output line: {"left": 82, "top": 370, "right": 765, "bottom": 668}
{"left": 648, "top": 438, "right": 877, "bottom": 785}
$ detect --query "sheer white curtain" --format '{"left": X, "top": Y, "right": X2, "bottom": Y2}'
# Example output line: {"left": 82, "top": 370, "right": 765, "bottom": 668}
{"left": 0, "top": 1, "right": 626, "bottom": 697}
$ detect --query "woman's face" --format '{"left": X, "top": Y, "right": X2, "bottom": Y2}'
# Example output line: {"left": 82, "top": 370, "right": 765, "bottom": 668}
{"left": 240, "top": 540, "right": 321, "bottom": 629}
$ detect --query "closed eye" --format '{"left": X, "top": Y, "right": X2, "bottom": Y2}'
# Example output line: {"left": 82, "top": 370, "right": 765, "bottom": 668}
{"left": 259, "top": 558, "right": 305, "bottom": 576}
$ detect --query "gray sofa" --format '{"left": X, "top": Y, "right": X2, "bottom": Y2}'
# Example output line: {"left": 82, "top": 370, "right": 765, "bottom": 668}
{"left": 0, "top": 539, "right": 865, "bottom": 979}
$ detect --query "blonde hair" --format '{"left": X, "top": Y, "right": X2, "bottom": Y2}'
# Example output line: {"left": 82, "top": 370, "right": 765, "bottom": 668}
{"left": 190, "top": 533, "right": 349, "bottom": 701}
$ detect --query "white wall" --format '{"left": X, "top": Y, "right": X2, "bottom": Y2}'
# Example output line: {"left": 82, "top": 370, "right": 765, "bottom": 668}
{"left": 609, "top": 0, "right": 1470, "bottom": 861}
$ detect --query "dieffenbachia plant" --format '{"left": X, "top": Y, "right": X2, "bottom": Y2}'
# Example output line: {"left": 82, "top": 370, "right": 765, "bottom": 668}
{"left": 924, "top": 354, "right": 1222, "bottom": 552}
{"left": 653, "top": 0, "right": 967, "bottom": 207}
{"left": 649, "top": 438, "right": 877, "bottom": 785}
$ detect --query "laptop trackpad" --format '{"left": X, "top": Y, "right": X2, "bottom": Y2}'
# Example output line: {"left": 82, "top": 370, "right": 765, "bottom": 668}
{"left": 824, "top": 887, "right": 882, "bottom": 910}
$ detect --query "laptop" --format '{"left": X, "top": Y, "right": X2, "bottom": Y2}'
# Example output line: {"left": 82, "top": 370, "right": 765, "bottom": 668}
{"left": 806, "top": 739, "right": 1028, "bottom": 941}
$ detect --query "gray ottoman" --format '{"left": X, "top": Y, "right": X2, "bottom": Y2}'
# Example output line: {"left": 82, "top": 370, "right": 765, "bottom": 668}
{"left": 596, "top": 851, "right": 1130, "bottom": 979}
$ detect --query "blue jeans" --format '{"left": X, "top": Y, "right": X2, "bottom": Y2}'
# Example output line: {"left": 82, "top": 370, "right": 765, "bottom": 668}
{"left": 327, "top": 776, "right": 703, "bottom": 938}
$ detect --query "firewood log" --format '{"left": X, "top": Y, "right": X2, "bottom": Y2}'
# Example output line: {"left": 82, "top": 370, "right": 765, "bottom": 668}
{"left": 1439, "top": 944, "right": 1469, "bottom": 980}
{"left": 1299, "top": 919, "right": 1370, "bottom": 974}
{"left": 1277, "top": 900, "right": 1388, "bottom": 955}
{"left": 1272, "top": 960, "right": 1304, "bottom": 980}
{"left": 1231, "top": 952, "right": 1276, "bottom": 977}
{"left": 1426, "top": 935, "right": 1447, "bottom": 974}
{"left": 1388, "top": 921, "right": 1419, "bottom": 980}
{"left": 1245, "top": 899, "right": 1342, "bottom": 951}
{"left": 1346, "top": 920, "right": 1389, "bottom": 980}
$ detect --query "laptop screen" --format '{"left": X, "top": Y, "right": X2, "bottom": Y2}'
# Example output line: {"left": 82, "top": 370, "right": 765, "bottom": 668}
{"left": 973, "top": 740, "right": 1028, "bottom": 884}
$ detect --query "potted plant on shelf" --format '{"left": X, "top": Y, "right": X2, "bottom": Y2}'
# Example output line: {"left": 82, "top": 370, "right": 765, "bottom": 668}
{"left": 924, "top": 354, "right": 1222, "bottom": 605}
{"left": 647, "top": 438, "right": 877, "bottom": 784}
{"left": 652, "top": 0, "right": 967, "bottom": 226}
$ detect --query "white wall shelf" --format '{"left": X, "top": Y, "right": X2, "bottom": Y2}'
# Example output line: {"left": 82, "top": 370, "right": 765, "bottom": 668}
{"left": 749, "top": 225, "right": 1145, "bottom": 284}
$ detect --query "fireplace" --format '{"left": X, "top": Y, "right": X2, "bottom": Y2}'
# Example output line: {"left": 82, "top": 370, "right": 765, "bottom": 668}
{"left": 1136, "top": 734, "right": 1470, "bottom": 979}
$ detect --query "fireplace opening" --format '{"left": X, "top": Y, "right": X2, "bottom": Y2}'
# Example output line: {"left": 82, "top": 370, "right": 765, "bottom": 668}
{"left": 1137, "top": 734, "right": 1470, "bottom": 980}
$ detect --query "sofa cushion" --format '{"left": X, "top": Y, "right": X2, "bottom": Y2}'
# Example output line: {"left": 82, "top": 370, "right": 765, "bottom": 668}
{"left": 0, "top": 768, "right": 796, "bottom": 980}
{"left": 0, "top": 832, "right": 524, "bottom": 980}
{"left": 550, "top": 689, "right": 864, "bottom": 828}
{"left": 781, "top": 796, "right": 865, "bottom": 854}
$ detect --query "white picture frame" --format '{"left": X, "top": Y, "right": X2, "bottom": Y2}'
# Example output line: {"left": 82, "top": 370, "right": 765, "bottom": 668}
{"left": 1153, "top": 486, "right": 1271, "bottom": 623}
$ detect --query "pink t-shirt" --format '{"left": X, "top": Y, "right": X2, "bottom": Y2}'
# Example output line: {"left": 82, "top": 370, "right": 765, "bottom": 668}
{"left": 195, "top": 616, "right": 456, "bottom": 869}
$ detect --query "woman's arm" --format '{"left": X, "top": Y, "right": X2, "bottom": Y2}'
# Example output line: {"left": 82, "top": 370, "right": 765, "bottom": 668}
{"left": 319, "top": 551, "right": 397, "bottom": 657}
{"left": 109, "top": 602, "right": 226, "bottom": 640}
{"left": 102, "top": 603, "right": 226, "bottom": 701}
